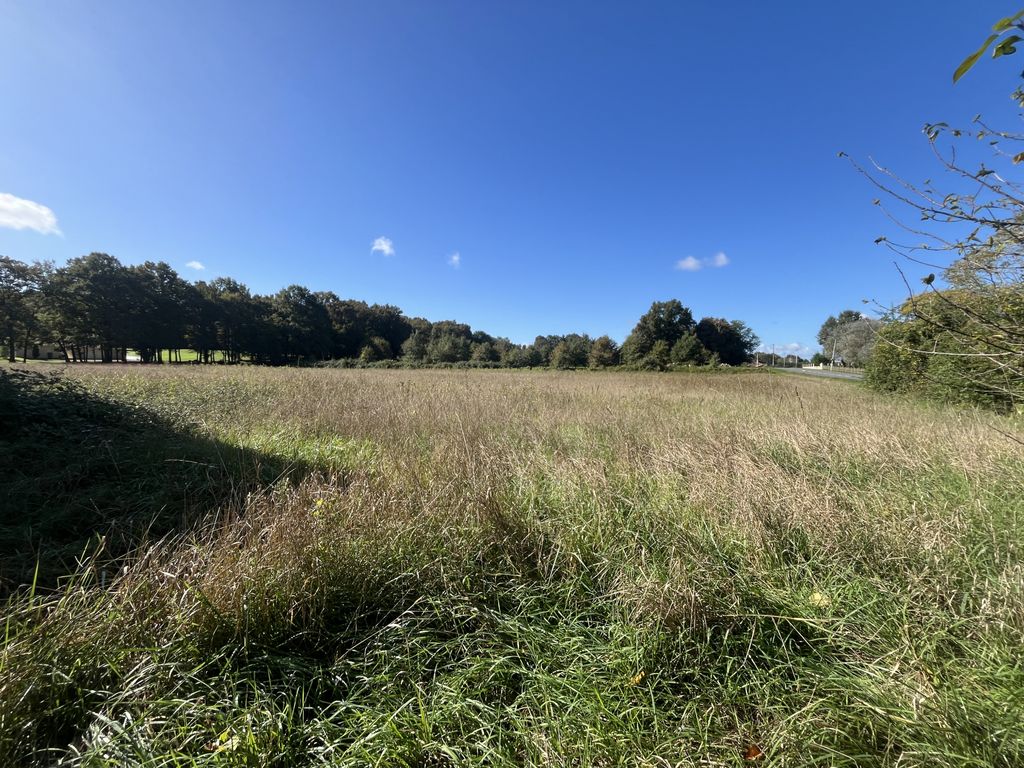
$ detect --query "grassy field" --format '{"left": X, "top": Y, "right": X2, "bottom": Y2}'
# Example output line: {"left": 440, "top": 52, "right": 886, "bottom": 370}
{"left": 1, "top": 365, "right": 1022, "bottom": 766}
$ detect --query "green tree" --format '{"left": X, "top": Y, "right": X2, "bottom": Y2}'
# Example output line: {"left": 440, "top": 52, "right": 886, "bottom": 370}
{"left": 588, "top": 335, "right": 620, "bottom": 368}
{"left": 670, "top": 332, "right": 708, "bottom": 366}
{"left": 647, "top": 339, "right": 671, "bottom": 370}
{"left": 42, "top": 253, "right": 134, "bottom": 363}
{"left": 271, "top": 285, "right": 333, "bottom": 362}
{"left": 621, "top": 300, "right": 695, "bottom": 366}
{"left": 359, "top": 336, "right": 392, "bottom": 363}
{"left": 401, "top": 330, "right": 430, "bottom": 361}
{"left": 427, "top": 333, "right": 471, "bottom": 363}
{"left": 529, "top": 335, "right": 560, "bottom": 366}
{"left": 470, "top": 341, "right": 500, "bottom": 363}
{"left": 208, "top": 278, "right": 260, "bottom": 364}
{"left": 817, "top": 310, "right": 862, "bottom": 353}
{"left": 128, "top": 262, "right": 195, "bottom": 363}
{"left": 834, "top": 317, "right": 881, "bottom": 367}
{"left": 0, "top": 257, "right": 41, "bottom": 363}
{"left": 550, "top": 335, "right": 591, "bottom": 369}
{"left": 695, "top": 317, "right": 758, "bottom": 365}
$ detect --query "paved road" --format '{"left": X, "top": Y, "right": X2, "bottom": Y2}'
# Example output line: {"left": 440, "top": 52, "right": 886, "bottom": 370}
{"left": 770, "top": 367, "right": 864, "bottom": 381}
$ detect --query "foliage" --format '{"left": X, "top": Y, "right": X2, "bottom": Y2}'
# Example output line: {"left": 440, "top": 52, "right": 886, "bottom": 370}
{"left": 2, "top": 253, "right": 760, "bottom": 372}
{"left": 818, "top": 311, "right": 881, "bottom": 366}
{"left": 621, "top": 299, "right": 694, "bottom": 366}
{"left": 855, "top": 9, "right": 1024, "bottom": 409}
{"left": 622, "top": 301, "right": 757, "bottom": 369}
{"left": 588, "top": 335, "right": 620, "bottom": 368}
{"left": 670, "top": 331, "right": 709, "bottom": 366}
{"left": 549, "top": 334, "right": 591, "bottom": 369}
{"left": 953, "top": 10, "right": 1024, "bottom": 85}
{"left": 0, "top": 257, "right": 42, "bottom": 363}
{"left": 816, "top": 310, "right": 862, "bottom": 348}
{"left": 867, "top": 288, "right": 1024, "bottom": 410}
{"left": 694, "top": 317, "right": 759, "bottom": 365}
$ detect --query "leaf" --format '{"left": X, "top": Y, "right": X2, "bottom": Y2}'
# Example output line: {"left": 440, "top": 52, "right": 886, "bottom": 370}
{"left": 743, "top": 744, "right": 764, "bottom": 760}
{"left": 993, "top": 11, "right": 1024, "bottom": 32}
{"left": 628, "top": 670, "right": 647, "bottom": 685}
{"left": 1013, "top": 152, "right": 1024, "bottom": 164}
{"left": 993, "top": 35, "right": 1023, "bottom": 58}
{"left": 954, "top": 34, "right": 999, "bottom": 82}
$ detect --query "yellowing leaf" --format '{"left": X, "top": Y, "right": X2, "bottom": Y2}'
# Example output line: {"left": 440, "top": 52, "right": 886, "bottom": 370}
{"left": 628, "top": 670, "right": 647, "bottom": 686}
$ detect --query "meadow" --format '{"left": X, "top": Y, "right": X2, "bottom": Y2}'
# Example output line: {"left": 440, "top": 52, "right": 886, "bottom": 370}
{"left": 1, "top": 365, "right": 1022, "bottom": 766}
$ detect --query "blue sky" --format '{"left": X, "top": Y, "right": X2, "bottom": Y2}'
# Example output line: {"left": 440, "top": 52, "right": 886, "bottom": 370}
{"left": 1, "top": 1, "right": 1019, "bottom": 353}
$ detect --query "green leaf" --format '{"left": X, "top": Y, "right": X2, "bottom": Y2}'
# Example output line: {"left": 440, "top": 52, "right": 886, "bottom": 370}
{"left": 993, "top": 35, "right": 1023, "bottom": 58}
{"left": 993, "top": 11, "right": 1024, "bottom": 32}
{"left": 954, "top": 33, "right": 999, "bottom": 82}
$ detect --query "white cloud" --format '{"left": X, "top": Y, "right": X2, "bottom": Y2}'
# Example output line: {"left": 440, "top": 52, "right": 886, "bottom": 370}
{"left": 675, "top": 256, "right": 702, "bottom": 271}
{"left": 0, "top": 192, "right": 62, "bottom": 235}
{"left": 448, "top": 251, "right": 461, "bottom": 269}
{"left": 674, "top": 251, "right": 730, "bottom": 272}
{"left": 185, "top": 260, "right": 205, "bottom": 271}
{"left": 371, "top": 236, "right": 395, "bottom": 256}
{"left": 758, "top": 342, "right": 814, "bottom": 358}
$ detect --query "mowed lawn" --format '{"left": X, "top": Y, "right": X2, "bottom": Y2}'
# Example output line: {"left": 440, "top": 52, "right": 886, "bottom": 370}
{"left": 1, "top": 366, "right": 1022, "bottom": 767}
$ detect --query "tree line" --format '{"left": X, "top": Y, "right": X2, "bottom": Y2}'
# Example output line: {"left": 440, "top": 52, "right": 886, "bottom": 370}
{"left": 0, "top": 253, "right": 759, "bottom": 369}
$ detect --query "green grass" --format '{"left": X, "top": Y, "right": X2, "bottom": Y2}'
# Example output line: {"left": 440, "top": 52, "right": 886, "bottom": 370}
{"left": 0, "top": 366, "right": 1022, "bottom": 766}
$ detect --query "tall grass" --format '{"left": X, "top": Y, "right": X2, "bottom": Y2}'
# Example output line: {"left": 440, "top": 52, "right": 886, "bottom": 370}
{"left": 1, "top": 367, "right": 1022, "bottom": 766}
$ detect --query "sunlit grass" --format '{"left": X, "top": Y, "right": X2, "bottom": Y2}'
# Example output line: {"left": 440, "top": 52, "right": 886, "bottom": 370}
{"left": 1, "top": 366, "right": 1022, "bottom": 766}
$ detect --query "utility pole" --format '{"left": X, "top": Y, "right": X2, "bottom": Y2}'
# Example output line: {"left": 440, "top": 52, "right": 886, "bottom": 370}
{"left": 830, "top": 338, "right": 838, "bottom": 370}
{"left": 771, "top": 344, "right": 776, "bottom": 367}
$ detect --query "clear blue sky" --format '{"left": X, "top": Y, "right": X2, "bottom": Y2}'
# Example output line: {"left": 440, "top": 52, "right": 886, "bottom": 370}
{"left": 1, "top": 1, "right": 1019, "bottom": 354}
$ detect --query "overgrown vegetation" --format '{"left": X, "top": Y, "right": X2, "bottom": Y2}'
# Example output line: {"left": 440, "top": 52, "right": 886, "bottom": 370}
{"left": 856, "top": 10, "right": 1024, "bottom": 410}
{"left": 1, "top": 366, "right": 1021, "bottom": 766}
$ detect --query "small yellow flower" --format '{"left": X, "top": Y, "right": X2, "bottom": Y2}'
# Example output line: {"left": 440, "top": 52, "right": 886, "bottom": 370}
{"left": 809, "top": 591, "right": 831, "bottom": 608}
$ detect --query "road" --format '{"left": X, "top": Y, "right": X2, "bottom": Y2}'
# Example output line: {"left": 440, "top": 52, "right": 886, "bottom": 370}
{"left": 770, "top": 367, "right": 864, "bottom": 381}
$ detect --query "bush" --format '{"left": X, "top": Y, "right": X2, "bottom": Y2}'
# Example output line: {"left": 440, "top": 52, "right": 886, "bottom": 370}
{"left": 867, "top": 288, "right": 1024, "bottom": 411}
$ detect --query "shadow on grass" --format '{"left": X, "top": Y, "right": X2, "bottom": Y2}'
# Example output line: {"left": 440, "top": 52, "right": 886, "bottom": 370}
{"left": 0, "top": 368, "right": 309, "bottom": 594}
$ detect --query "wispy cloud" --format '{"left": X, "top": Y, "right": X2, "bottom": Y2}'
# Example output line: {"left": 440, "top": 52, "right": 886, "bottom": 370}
{"left": 185, "top": 260, "right": 205, "bottom": 271}
{"left": 759, "top": 342, "right": 813, "bottom": 358}
{"left": 0, "top": 192, "right": 61, "bottom": 235}
{"left": 448, "top": 251, "right": 461, "bottom": 269}
{"left": 674, "top": 251, "right": 730, "bottom": 272}
{"left": 675, "top": 256, "right": 702, "bottom": 272}
{"left": 371, "top": 236, "right": 395, "bottom": 256}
